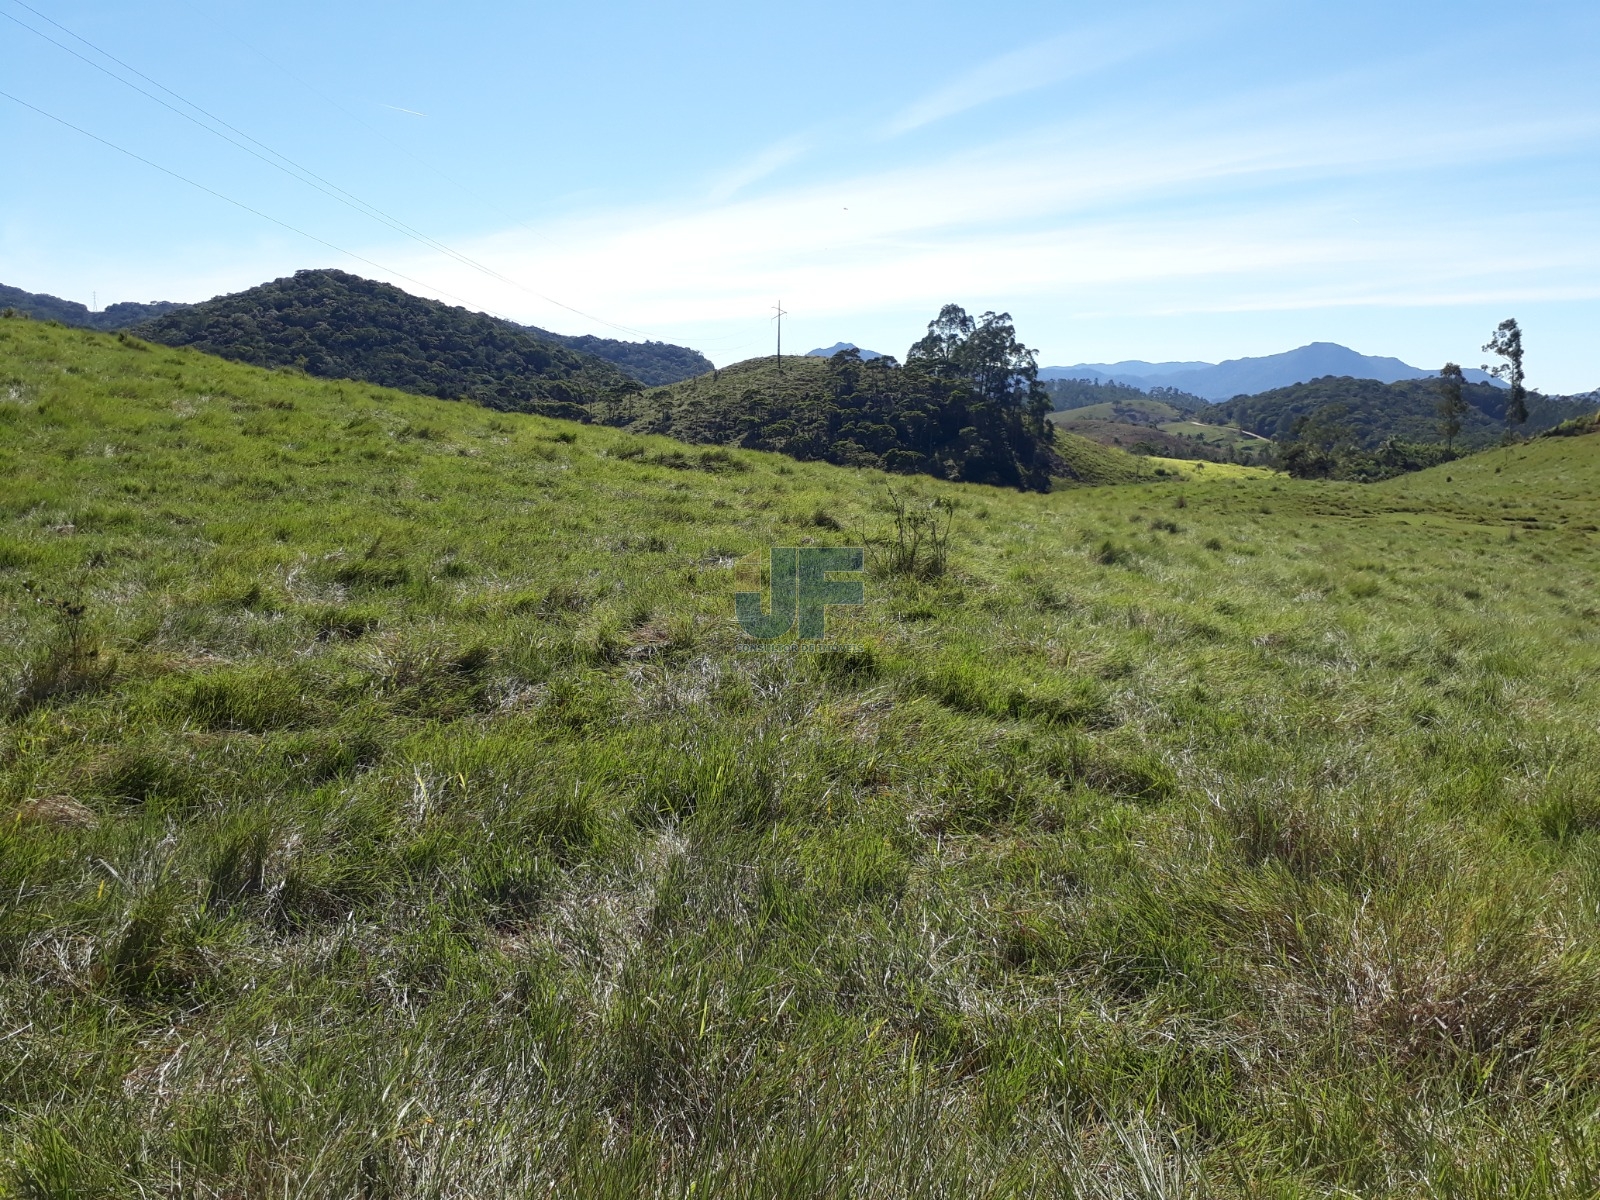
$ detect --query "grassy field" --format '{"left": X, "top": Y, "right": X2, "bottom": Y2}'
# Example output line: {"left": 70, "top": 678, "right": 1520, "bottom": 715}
{"left": 1154, "top": 420, "right": 1269, "bottom": 456}
{"left": 1047, "top": 408, "right": 1268, "bottom": 465}
{"left": 4, "top": 318, "right": 1600, "bottom": 1197}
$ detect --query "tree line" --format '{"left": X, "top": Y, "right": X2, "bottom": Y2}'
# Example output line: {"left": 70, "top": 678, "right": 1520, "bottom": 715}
{"left": 1274, "top": 317, "right": 1578, "bottom": 479}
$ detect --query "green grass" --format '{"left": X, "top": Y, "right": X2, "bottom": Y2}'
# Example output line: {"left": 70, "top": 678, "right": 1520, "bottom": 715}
{"left": 5, "top": 317, "right": 1600, "bottom": 1196}
{"left": 1155, "top": 419, "right": 1269, "bottom": 454}
{"left": 1048, "top": 409, "right": 1270, "bottom": 465}
{"left": 1048, "top": 399, "right": 1189, "bottom": 424}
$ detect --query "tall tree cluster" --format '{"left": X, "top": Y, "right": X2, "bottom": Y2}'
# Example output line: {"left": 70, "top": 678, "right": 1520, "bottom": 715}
{"left": 904, "top": 305, "right": 1056, "bottom": 490}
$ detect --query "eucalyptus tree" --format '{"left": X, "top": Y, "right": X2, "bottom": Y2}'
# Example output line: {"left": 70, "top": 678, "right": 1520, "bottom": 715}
{"left": 1482, "top": 318, "right": 1528, "bottom": 432}
{"left": 1436, "top": 362, "right": 1469, "bottom": 452}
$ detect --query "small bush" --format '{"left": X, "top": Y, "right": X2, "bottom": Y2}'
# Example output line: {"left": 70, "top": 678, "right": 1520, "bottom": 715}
{"left": 9, "top": 591, "right": 114, "bottom": 714}
{"left": 872, "top": 487, "right": 954, "bottom": 580}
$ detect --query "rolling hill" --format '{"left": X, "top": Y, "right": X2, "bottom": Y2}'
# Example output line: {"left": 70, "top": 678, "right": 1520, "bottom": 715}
{"left": 592, "top": 351, "right": 1068, "bottom": 489}
{"left": 135, "top": 269, "right": 640, "bottom": 418}
{"left": 1200, "top": 373, "right": 1595, "bottom": 449}
{"left": 4, "top": 314, "right": 1600, "bottom": 1193}
{"left": 523, "top": 325, "right": 711, "bottom": 386}
{"left": 0, "top": 281, "right": 186, "bottom": 331}
{"left": 1042, "top": 376, "right": 1208, "bottom": 414}
{"left": 4, "top": 275, "right": 710, "bottom": 387}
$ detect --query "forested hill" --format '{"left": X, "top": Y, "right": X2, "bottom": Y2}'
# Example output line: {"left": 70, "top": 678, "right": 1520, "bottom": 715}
{"left": 0, "top": 282, "right": 186, "bottom": 331}
{"left": 527, "top": 326, "right": 711, "bottom": 386}
{"left": 1199, "top": 374, "right": 1594, "bottom": 450}
{"left": 592, "top": 307, "right": 1064, "bottom": 490}
{"left": 135, "top": 270, "right": 640, "bottom": 418}
{"left": 1044, "top": 376, "right": 1207, "bottom": 413}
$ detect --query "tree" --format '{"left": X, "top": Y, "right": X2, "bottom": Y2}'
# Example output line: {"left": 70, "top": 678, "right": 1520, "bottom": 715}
{"left": 905, "top": 305, "right": 975, "bottom": 375}
{"left": 1436, "top": 362, "right": 1468, "bottom": 452}
{"left": 1482, "top": 318, "right": 1527, "bottom": 432}
{"left": 1277, "top": 404, "right": 1355, "bottom": 478}
{"left": 905, "top": 305, "right": 1055, "bottom": 489}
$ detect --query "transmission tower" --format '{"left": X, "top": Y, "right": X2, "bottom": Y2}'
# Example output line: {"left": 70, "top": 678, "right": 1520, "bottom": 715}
{"left": 772, "top": 301, "right": 787, "bottom": 375}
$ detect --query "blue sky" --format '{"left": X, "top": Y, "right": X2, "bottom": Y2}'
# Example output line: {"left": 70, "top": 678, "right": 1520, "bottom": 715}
{"left": 3, "top": 0, "right": 1598, "bottom": 389}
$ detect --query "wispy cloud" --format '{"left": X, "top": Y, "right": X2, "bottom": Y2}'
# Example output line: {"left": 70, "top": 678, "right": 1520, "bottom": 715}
{"left": 881, "top": 11, "right": 1209, "bottom": 137}
{"left": 704, "top": 135, "right": 811, "bottom": 202}
{"left": 373, "top": 83, "right": 1598, "bottom": 361}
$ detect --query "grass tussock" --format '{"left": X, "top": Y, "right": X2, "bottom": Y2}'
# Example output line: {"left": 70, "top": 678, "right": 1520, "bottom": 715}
{"left": 4, "top": 318, "right": 1600, "bottom": 1194}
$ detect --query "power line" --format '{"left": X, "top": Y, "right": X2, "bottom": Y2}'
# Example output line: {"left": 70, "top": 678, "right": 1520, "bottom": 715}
{"left": 0, "top": 86, "right": 498, "bottom": 316}
{"left": 2, "top": 0, "right": 656, "bottom": 340}
{"left": 173, "top": 0, "right": 565, "bottom": 254}
{"left": 772, "top": 301, "right": 788, "bottom": 374}
{"left": 0, "top": 13, "right": 456, "bottom": 255}
{"left": 162, "top": 0, "right": 769, "bottom": 362}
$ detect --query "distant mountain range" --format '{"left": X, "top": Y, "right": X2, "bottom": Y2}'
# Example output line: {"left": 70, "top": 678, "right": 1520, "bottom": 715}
{"left": 805, "top": 342, "right": 884, "bottom": 361}
{"left": 1, "top": 277, "right": 709, "bottom": 386}
{"left": 1041, "top": 342, "right": 1504, "bottom": 401}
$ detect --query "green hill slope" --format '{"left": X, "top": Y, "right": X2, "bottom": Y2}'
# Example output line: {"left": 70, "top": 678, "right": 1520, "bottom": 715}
{"left": 1, "top": 281, "right": 186, "bottom": 330}
{"left": 5, "top": 315, "right": 1600, "bottom": 1194}
{"left": 136, "top": 269, "right": 641, "bottom": 416}
{"left": 529, "top": 326, "right": 711, "bottom": 386}
{"left": 1201, "top": 373, "right": 1592, "bottom": 448}
{"left": 1049, "top": 397, "right": 1189, "bottom": 423}
{"left": 598, "top": 348, "right": 1068, "bottom": 489}
{"left": 1043, "top": 376, "right": 1208, "bottom": 413}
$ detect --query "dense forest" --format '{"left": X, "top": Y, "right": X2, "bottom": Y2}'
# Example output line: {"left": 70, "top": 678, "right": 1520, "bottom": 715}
{"left": 595, "top": 307, "right": 1061, "bottom": 490}
{"left": 135, "top": 270, "right": 639, "bottom": 417}
{"left": 6, "top": 275, "right": 710, "bottom": 387}
{"left": 1043, "top": 376, "right": 1206, "bottom": 412}
{"left": 527, "top": 327, "right": 711, "bottom": 386}
{"left": 1200, "top": 374, "right": 1593, "bottom": 450}
{"left": 0, "top": 282, "right": 186, "bottom": 331}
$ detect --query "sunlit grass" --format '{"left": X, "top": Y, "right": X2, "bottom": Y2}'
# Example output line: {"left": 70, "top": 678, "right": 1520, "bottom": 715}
{"left": 4, "top": 317, "right": 1600, "bottom": 1196}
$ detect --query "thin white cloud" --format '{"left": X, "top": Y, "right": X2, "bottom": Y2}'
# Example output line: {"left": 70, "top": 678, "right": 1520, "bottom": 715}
{"left": 881, "top": 11, "right": 1210, "bottom": 137}
{"left": 704, "top": 135, "right": 811, "bottom": 202}
{"left": 338, "top": 73, "right": 1600, "bottom": 386}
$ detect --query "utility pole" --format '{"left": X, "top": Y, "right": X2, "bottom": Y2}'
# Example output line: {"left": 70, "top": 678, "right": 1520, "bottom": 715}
{"left": 772, "top": 301, "right": 787, "bottom": 375}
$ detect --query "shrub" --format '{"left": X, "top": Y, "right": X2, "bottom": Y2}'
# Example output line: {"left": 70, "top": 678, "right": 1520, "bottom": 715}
{"left": 9, "top": 590, "right": 114, "bottom": 715}
{"left": 872, "top": 486, "right": 954, "bottom": 580}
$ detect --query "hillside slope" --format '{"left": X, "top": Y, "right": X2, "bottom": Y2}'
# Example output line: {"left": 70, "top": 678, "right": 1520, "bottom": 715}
{"left": 522, "top": 325, "right": 711, "bottom": 386}
{"left": 1043, "top": 376, "right": 1208, "bottom": 413}
{"left": 1, "top": 281, "right": 186, "bottom": 330}
{"left": 597, "top": 349, "right": 1068, "bottom": 489}
{"left": 1201, "top": 373, "right": 1591, "bottom": 449}
{"left": 136, "top": 269, "right": 638, "bottom": 417}
{"left": 4, "top": 316, "right": 1600, "bottom": 1194}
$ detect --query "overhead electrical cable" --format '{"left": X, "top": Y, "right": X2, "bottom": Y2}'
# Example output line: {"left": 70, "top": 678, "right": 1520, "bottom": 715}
{"left": 175, "top": 0, "right": 568, "bottom": 252}
{"left": 2, "top": 0, "right": 657, "bottom": 340}
{"left": 0, "top": 87, "right": 507, "bottom": 318}
{"left": 163, "top": 0, "right": 751, "bottom": 354}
